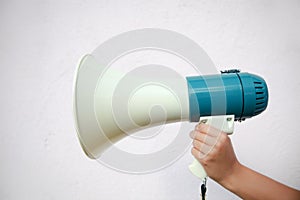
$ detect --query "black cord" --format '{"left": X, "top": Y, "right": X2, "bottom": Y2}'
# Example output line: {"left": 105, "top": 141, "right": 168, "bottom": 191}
{"left": 201, "top": 183, "right": 206, "bottom": 200}
{"left": 201, "top": 178, "right": 207, "bottom": 200}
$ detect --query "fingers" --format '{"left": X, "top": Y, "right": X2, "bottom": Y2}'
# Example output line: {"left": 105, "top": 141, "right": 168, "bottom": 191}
{"left": 190, "top": 123, "right": 223, "bottom": 145}
{"left": 190, "top": 123, "right": 226, "bottom": 159}
{"left": 195, "top": 123, "right": 223, "bottom": 137}
{"left": 191, "top": 147, "right": 206, "bottom": 160}
{"left": 190, "top": 130, "right": 216, "bottom": 145}
{"left": 192, "top": 139, "right": 210, "bottom": 153}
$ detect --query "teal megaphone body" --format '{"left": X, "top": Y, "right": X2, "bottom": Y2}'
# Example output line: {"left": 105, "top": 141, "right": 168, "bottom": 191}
{"left": 187, "top": 69, "right": 268, "bottom": 122}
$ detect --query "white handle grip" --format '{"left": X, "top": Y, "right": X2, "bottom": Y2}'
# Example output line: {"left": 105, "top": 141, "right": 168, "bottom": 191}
{"left": 189, "top": 115, "right": 235, "bottom": 179}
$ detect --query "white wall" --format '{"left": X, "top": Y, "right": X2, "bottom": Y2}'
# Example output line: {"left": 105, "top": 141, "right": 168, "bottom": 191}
{"left": 1, "top": 0, "right": 300, "bottom": 199}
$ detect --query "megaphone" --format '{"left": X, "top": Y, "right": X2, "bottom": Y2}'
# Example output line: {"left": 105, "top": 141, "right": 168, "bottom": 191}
{"left": 73, "top": 54, "right": 268, "bottom": 178}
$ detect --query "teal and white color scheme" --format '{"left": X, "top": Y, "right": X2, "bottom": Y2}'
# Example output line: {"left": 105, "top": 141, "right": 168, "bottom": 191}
{"left": 186, "top": 70, "right": 268, "bottom": 122}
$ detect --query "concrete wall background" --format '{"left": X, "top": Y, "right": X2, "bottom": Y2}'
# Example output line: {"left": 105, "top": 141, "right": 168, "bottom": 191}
{"left": 1, "top": 0, "right": 300, "bottom": 199}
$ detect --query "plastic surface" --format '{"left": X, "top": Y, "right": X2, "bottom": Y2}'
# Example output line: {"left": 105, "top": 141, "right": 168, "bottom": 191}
{"left": 189, "top": 115, "right": 234, "bottom": 179}
{"left": 238, "top": 73, "right": 269, "bottom": 118}
{"left": 186, "top": 72, "right": 268, "bottom": 122}
{"left": 73, "top": 54, "right": 190, "bottom": 159}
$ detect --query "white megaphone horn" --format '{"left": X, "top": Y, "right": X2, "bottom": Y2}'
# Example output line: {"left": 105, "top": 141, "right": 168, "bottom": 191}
{"left": 73, "top": 54, "right": 268, "bottom": 179}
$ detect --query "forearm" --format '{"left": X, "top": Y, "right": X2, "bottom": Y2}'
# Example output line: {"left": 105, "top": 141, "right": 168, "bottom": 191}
{"left": 219, "top": 163, "right": 300, "bottom": 200}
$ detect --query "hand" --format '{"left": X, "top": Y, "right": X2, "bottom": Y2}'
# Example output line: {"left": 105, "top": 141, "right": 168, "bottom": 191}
{"left": 190, "top": 124, "right": 300, "bottom": 200}
{"left": 190, "top": 123, "right": 241, "bottom": 183}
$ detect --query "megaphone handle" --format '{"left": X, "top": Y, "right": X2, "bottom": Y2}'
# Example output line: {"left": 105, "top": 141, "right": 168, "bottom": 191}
{"left": 188, "top": 115, "right": 235, "bottom": 179}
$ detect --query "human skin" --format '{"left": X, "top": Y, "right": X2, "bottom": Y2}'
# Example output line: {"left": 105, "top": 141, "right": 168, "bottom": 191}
{"left": 190, "top": 123, "right": 300, "bottom": 200}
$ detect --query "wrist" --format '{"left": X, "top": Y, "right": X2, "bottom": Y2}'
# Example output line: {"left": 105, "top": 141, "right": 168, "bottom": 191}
{"left": 218, "top": 161, "right": 244, "bottom": 191}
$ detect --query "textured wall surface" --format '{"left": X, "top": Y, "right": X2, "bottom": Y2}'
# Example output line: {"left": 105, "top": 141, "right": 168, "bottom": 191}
{"left": 1, "top": 0, "right": 300, "bottom": 199}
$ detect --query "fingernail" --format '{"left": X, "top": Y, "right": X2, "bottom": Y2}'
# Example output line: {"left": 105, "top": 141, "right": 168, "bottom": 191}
{"left": 189, "top": 131, "right": 195, "bottom": 139}
{"left": 196, "top": 124, "right": 202, "bottom": 130}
